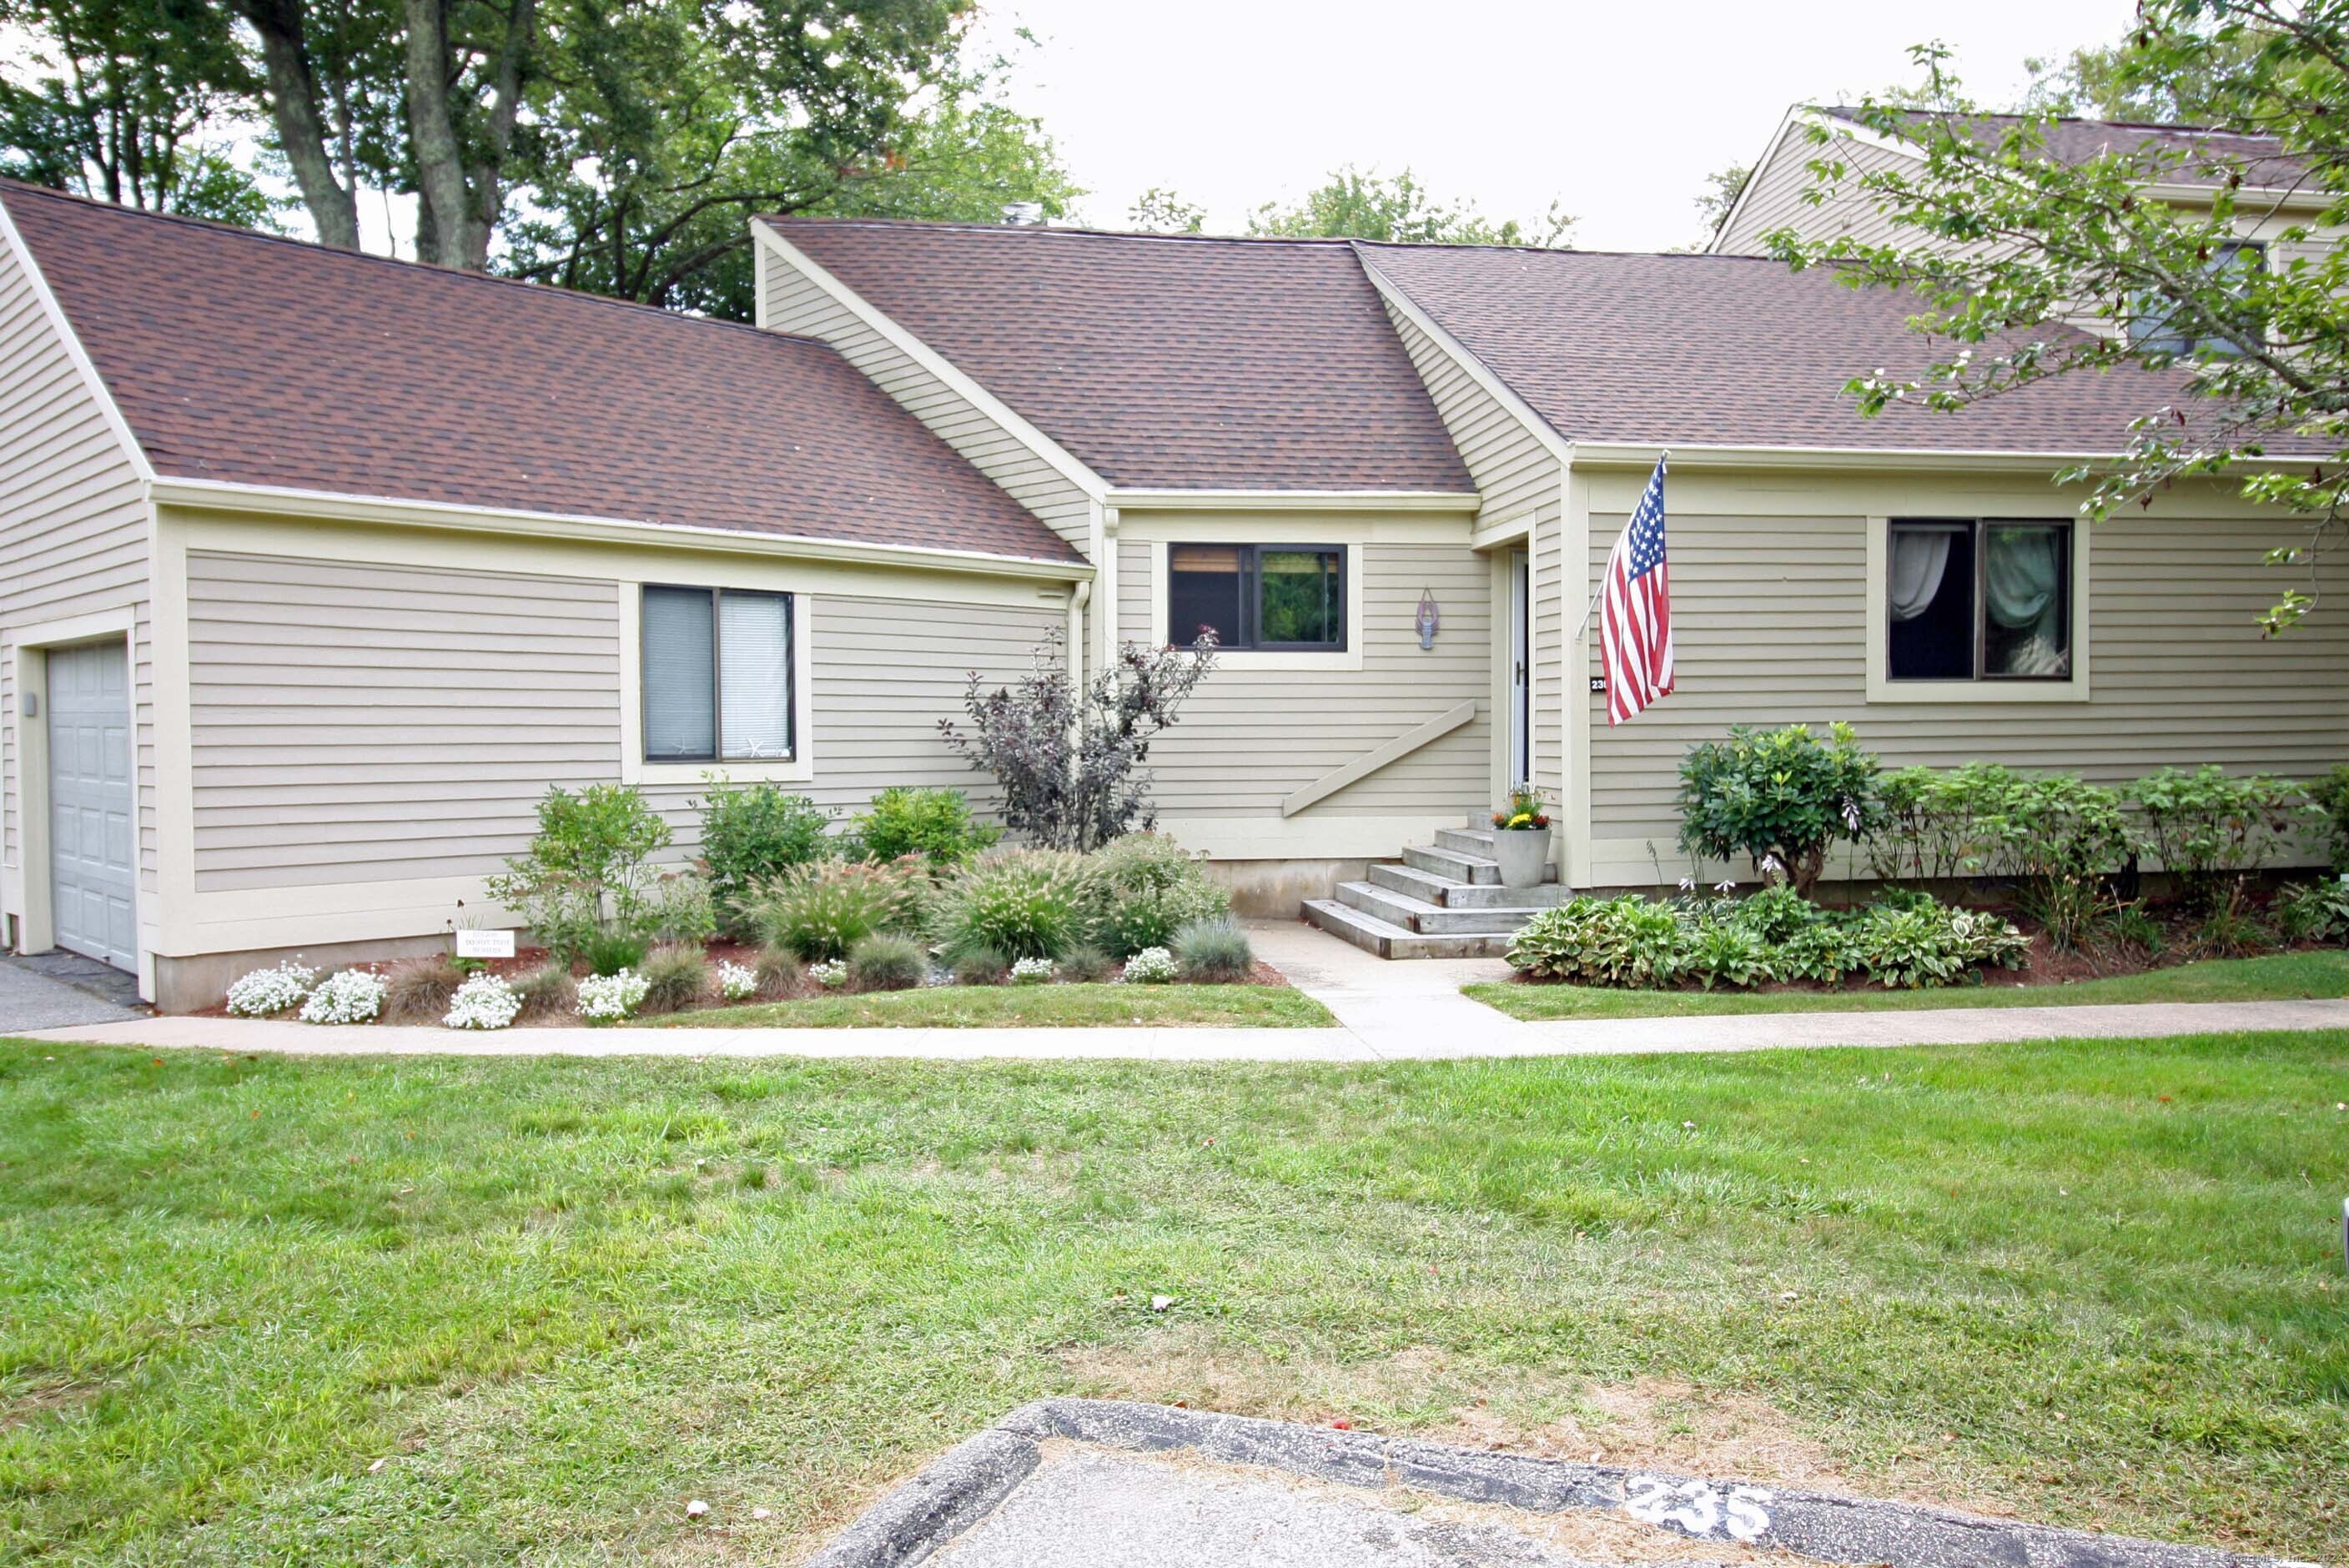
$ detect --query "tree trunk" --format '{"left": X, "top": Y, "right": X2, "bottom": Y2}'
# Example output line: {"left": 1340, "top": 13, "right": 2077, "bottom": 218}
{"left": 400, "top": 0, "right": 475, "bottom": 267}
{"left": 234, "top": 0, "right": 362, "bottom": 249}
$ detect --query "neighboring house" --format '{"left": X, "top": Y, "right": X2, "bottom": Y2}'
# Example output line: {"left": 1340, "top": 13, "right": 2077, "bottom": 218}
{"left": 1711, "top": 105, "right": 2338, "bottom": 298}
{"left": 3, "top": 181, "right": 2341, "bottom": 1001}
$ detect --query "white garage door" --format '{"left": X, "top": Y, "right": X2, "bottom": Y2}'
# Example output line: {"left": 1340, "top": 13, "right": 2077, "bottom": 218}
{"left": 48, "top": 639, "right": 135, "bottom": 970}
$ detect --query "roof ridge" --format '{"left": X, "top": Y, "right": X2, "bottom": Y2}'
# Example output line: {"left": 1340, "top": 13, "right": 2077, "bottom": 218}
{"left": 762, "top": 214, "right": 1366, "bottom": 248}
{"left": 1818, "top": 103, "right": 2284, "bottom": 142}
{"left": 0, "top": 177, "right": 825, "bottom": 349}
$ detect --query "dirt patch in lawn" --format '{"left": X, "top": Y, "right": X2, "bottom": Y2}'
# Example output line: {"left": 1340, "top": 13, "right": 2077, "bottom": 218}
{"left": 1, "top": 1375, "right": 100, "bottom": 1430}
{"left": 1055, "top": 1335, "right": 2015, "bottom": 1521}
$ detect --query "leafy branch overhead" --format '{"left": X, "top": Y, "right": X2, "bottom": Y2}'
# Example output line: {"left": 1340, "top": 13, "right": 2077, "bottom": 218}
{"left": 1763, "top": 1, "right": 2349, "bottom": 634}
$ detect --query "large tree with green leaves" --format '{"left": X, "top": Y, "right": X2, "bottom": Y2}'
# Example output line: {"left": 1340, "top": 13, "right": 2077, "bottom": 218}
{"left": 1767, "top": 1, "right": 2349, "bottom": 634}
{"left": 1247, "top": 166, "right": 1573, "bottom": 246}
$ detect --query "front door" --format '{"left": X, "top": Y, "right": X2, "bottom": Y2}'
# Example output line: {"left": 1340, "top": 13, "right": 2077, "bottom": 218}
{"left": 1508, "top": 550, "right": 1531, "bottom": 785}
{"left": 47, "top": 639, "right": 135, "bottom": 970}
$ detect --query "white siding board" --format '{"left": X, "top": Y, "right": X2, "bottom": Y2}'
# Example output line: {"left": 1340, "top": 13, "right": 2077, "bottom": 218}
{"left": 1716, "top": 123, "right": 1918, "bottom": 256}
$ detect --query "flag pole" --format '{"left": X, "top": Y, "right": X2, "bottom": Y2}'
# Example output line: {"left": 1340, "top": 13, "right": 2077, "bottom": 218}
{"left": 1574, "top": 450, "right": 1668, "bottom": 642}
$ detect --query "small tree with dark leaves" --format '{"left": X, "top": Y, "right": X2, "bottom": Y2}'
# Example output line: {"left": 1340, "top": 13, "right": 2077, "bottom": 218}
{"left": 940, "top": 630, "right": 1217, "bottom": 852}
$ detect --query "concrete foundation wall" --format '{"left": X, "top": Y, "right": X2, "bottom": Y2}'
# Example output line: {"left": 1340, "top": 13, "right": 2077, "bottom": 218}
{"left": 152, "top": 930, "right": 498, "bottom": 1014}
{"left": 1206, "top": 857, "right": 1373, "bottom": 917}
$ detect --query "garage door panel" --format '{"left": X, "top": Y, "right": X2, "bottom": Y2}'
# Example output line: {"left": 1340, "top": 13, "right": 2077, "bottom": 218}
{"left": 48, "top": 639, "right": 135, "bottom": 972}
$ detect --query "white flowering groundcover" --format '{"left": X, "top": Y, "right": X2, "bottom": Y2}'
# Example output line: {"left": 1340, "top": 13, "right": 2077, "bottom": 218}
{"left": 1009, "top": 957, "right": 1055, "bottom": 985}
{"left": 299, "top": 969, "right": 387, "bottom": 1025}
{"left": 1119, "top": 947, "right": 1179, "bottom": 984}
{"left": 809, "top": 959, "right": 849, "bottom": 990}
{"left": 715, "top": 961, "right": 758, "bottom": 1002}
{"left": 444, "top": 973, "right": 522, "bottom": 1030}
{"left": 576, "top": 969, "right": 651, "bottom": 1022}
{"left": 225, "top": 962, "right": 317, "bottom": 1017}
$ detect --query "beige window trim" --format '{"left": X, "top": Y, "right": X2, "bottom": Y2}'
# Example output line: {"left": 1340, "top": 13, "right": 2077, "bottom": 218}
{"left": 619, "top": 585, "right": 817, "bottom": 786}
{"left": 1143, "top": 531, "right": 1367, "bottom": 672}
{"left": 1864, "top": 514, "right": 2091, "bottom": 704}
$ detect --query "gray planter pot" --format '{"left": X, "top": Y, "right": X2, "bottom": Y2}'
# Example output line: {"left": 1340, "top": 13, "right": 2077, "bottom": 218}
{"left": 1489, "top": 826, "right": 1551, "bottom": 888}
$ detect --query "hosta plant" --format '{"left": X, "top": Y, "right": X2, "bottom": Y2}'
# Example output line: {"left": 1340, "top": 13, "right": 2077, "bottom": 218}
{"left": 1505, "top": 896, "right": 1684, "bottom": 988}
{"left": 1682, "top": 920, "right": 1771, "bottom": 991}
{"left": 298, "top": 969, "right": 386, "bottom": 1025}
{"left": 226, "top": 962, "right": 317, "bottom": 1017}
{"left": 444, "top": 973, "right": 522, "bottom": 1030}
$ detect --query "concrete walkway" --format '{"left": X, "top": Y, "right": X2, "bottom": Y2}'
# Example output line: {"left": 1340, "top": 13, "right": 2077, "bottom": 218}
{"left": 14, "top": 922, "right": 2349, "bottom": 1059}
{"left": 0, "top": 955, "right": 147, "bottom": 1032}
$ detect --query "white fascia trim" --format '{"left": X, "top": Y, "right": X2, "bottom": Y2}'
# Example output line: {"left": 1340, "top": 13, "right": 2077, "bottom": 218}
{"left": 146, "top": 477, "right": 1094, "bottom": 583}
{"left": 1353, "top": 249, "right": 1574, "bottom": 474}
{"left": 752, "top": 222, "right": 1109, "bottom": 503}
{"left": 1563, "top": 440, "right": 2319, "bottom": 475}
{"left": 1106, "top": 488, "right": 1478, "bottom": 512}
{"left": 0, "top": 193, "right": 157, "bottom": 485}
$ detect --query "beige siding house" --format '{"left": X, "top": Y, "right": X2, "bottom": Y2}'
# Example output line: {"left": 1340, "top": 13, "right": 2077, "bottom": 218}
{"left": 2, "top": 158, "right": 2339, "bottom": 998}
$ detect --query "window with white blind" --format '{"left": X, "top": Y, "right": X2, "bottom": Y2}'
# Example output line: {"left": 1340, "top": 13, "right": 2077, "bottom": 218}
{"left": 641, "top": 585, "right": 794, "bottom": 761}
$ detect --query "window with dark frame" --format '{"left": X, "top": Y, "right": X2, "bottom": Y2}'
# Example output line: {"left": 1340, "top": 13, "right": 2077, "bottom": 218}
{"left": 2128, "top": 239, "right": 2264, "bottom": 357}
{"left": 1887, "top": 520, "right": 2072, "bottom": 682}
{"left": 641, "top": 585, "right": 795, "bottom": 761}
{"left": 1165, "top": 544, "right": 1346, "bottom": 651}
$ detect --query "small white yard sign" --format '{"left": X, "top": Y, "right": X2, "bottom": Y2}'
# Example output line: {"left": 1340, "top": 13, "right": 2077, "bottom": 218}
{"left": 455, "top": 929, "right": 517, "bottom": 960}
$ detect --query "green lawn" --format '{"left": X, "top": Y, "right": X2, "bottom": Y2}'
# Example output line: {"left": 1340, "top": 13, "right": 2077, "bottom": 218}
{"left": 3, "top": 1033, "right": 2345, "bottom": 1563}
{"left": 1466, "top": 950, "right": 2349, "bottom": 1021}
{"left": 656, "top": 983, "right": 1333, "bottom": 1029}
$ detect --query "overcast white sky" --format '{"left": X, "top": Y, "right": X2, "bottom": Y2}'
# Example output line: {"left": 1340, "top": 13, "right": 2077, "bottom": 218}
{"left": 973, "top": 0, "right": 2141, "bottom": 252}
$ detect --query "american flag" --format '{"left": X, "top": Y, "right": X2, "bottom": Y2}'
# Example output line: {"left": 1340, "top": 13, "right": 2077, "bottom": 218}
{"left": 1600, "top": 455, "right": 1674, "bottom": 726}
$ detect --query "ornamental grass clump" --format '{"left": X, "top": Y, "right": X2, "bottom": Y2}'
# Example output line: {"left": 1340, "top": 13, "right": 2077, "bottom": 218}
{"left": 932, "top": 848, "right": 1091, "bottom": 962}
{"left": 225, "top": 962, "right": 317, "bottom": 1017}
{"left": 1171, "top": 917, "right": 1253, "bottom": 982}
{"left": 1083, "top": 832, "right": 1230, "bottom": 957}
{"left": 297, "top": 969, "right": 386, "bottom": 1024}
{"left": 1057, "top": 942, "right": 1115, "bottom": 983}
{"left": 847, "top": 933, "right": 926, "bottom": 992}
{"left": 383, "top": 956, "right": 465, "bottom": 1023}
{"left": 510, "top": 962, "right": 577, "bottom": 1021}
{"left": 443, "top": 973, "right": 521, "bottom": 1030}
{"left": 576, "top": 969, "right": 651, "bottom": 1022}
{"left": 742, "top": 857, "right": 925, "bottom": 961}
{"left": 752, "top": 945, "right": 805, "bottom": 998}
{"left": 952, "top": 947, "right": 1009, "bottom": 986}
{"left": 636, "top": 947, "right": 710, "bottom": 1014}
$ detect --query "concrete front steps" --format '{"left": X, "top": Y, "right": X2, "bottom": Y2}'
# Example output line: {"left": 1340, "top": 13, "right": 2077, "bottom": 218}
{"left": 1302, "top": 826, "right": 1567, "bottom": 958}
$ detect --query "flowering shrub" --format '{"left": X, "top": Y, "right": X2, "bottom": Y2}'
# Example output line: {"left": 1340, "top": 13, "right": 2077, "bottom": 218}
{"left": 444, "top": 973, "right": 522, "bottom": 1030}
{"left": 1119, "top": 946, "right": 1179, "bottom": 983}
{"left": 716, "top": 960, "right": 759, "bottom": 1001}
{"left": 226, "top": 962, "right": 317, "bottom": 1017}
{"left": 298, "top": 968, "right": 386, "bottom": 1024}
{"left": 1010, "top": 956, "right": 1055, "bottom": 985}
{"left": 576, "top": 968, "right": 651, "bottom": 1022}
{"left": 809, "top": 958, "right": 849, "bottom": 989}
{"left": 1677, "top": 722, "right": 1882, "bottom": 897}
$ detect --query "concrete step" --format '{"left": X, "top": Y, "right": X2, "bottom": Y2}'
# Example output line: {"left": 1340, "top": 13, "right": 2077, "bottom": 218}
{"left": 1300, "top": 900, "right": 1517, "bottom": 960}
{"left": 1335, "top": 882, "right": 1532, "bottom": 935}
{"left": 1403, "top": 843, "right": 1499, "bottom": 885}
{"left": 1435, "top": 826, "right": 1496, "bottom": 856}
{"left": 1369, "top": 861, "right": 1572, "bottom": 910}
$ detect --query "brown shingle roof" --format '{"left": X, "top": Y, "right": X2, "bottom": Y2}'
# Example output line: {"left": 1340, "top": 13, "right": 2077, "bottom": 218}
{"left": 1360, "top": 241, "right": 2291, "bottom": 455}
{"left": 763, "top": 218, "right": 1474, "bottom": 493}
{"left": 1818, "top": 107, "right": 2313, "bottom": 191}
{"left": 3, "top": 182, "right": 1079, "bottom": 564}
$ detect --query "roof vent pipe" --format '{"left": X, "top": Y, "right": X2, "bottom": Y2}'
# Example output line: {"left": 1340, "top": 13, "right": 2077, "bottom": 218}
{"left": 1001, "top": 201, "right": 1044, "bottom": 226}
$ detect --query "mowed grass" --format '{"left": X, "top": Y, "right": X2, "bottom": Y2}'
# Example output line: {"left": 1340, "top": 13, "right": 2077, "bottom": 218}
{"left": 2, "top": 1033, "right": 2345, "bottom": 1563}
{"left": 656, "top": 983, "right": 1333, "bottom": 1028}
{"left": 1466, "top": 950, "right": 2349, "bottom": 1020}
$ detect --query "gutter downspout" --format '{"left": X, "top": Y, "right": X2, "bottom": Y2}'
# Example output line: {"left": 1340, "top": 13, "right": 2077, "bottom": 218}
{"left": 1068, "top": 580, "right": 1091, "bottom": 691}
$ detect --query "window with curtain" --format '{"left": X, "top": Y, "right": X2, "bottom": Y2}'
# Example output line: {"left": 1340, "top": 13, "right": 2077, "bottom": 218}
{"left": 641, "top": 585, "right": 794, "bottom": 761}
{"left": 1887, "top": 520, "right": 2071, "bottom": 682}
{"left": 1166, "top": 544, "right": 1345, "bottom": 650}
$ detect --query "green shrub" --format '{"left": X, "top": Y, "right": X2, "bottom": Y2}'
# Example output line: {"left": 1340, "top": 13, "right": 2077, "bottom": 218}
{"left": 1171, "top": 917, "right": 1253, "bottom": 982}
{"left": 1683, "top": 919, "right": 1770, "bottom": 990}
{"left": 752, "top": 944, "right": 806, "bottom": 998}
{"left": 1506, "top": 896, "right": 1685, "bottom": 987}
{"left": 696, "top": 782, "right": 834, "bottom": 922}
{"left": 646, "top": 871, "right": 719, "bottom": 946}
{"left": 1084, "top": 833, "right": 1230, "bottom": 956}
{"left": 847, "top": 932, "right": 928, "bottom": 992}
{"left": 741, "top": 858, "right": 926, "bottom": 961}
{"left": 2133, "top": 766, "right": 2309, "bottom": 909}
{"left": 1982, "top": 772, "right": 2132, "bottom": 950}
{"left": 510, "top": 962, "right": 577, "bottom": 1021}
{"left": 932, "top": 849, "right": 1092, "bottom": 962}
{"left": 1676, "top": 722, "right": 1881, "bottom": 897}
{"left": 1771, "top": 919, "right": 1864, "bottom": 984}
{"left": 1059, "top": 942, "right": 1115, "bottom": 983}
{"left": 853, "top": 787, "right": 1001, "bottom": 870}
{"left": 2308, "top": 764, "right": 2349, "bottom": 872}
{"left": 637, "top": 946, "right": 710, "bottom": 1014}
{"left": 952, "top": 946, "right": 1009, "bottom": 986}
{"left": 582, "top": 928, "right": 647, "bottom": 977}
{"left": 383, "top": 955, "right": 465, "bottom": 1023}
{"left": 485, "top": 783, "right": 672, "bottom": 960}
{"left": 2275, "top": 878, "right": 2349, "bottom": 942}
{"left": 1866, "top": 762, "right": 2025, "bottom": 882}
